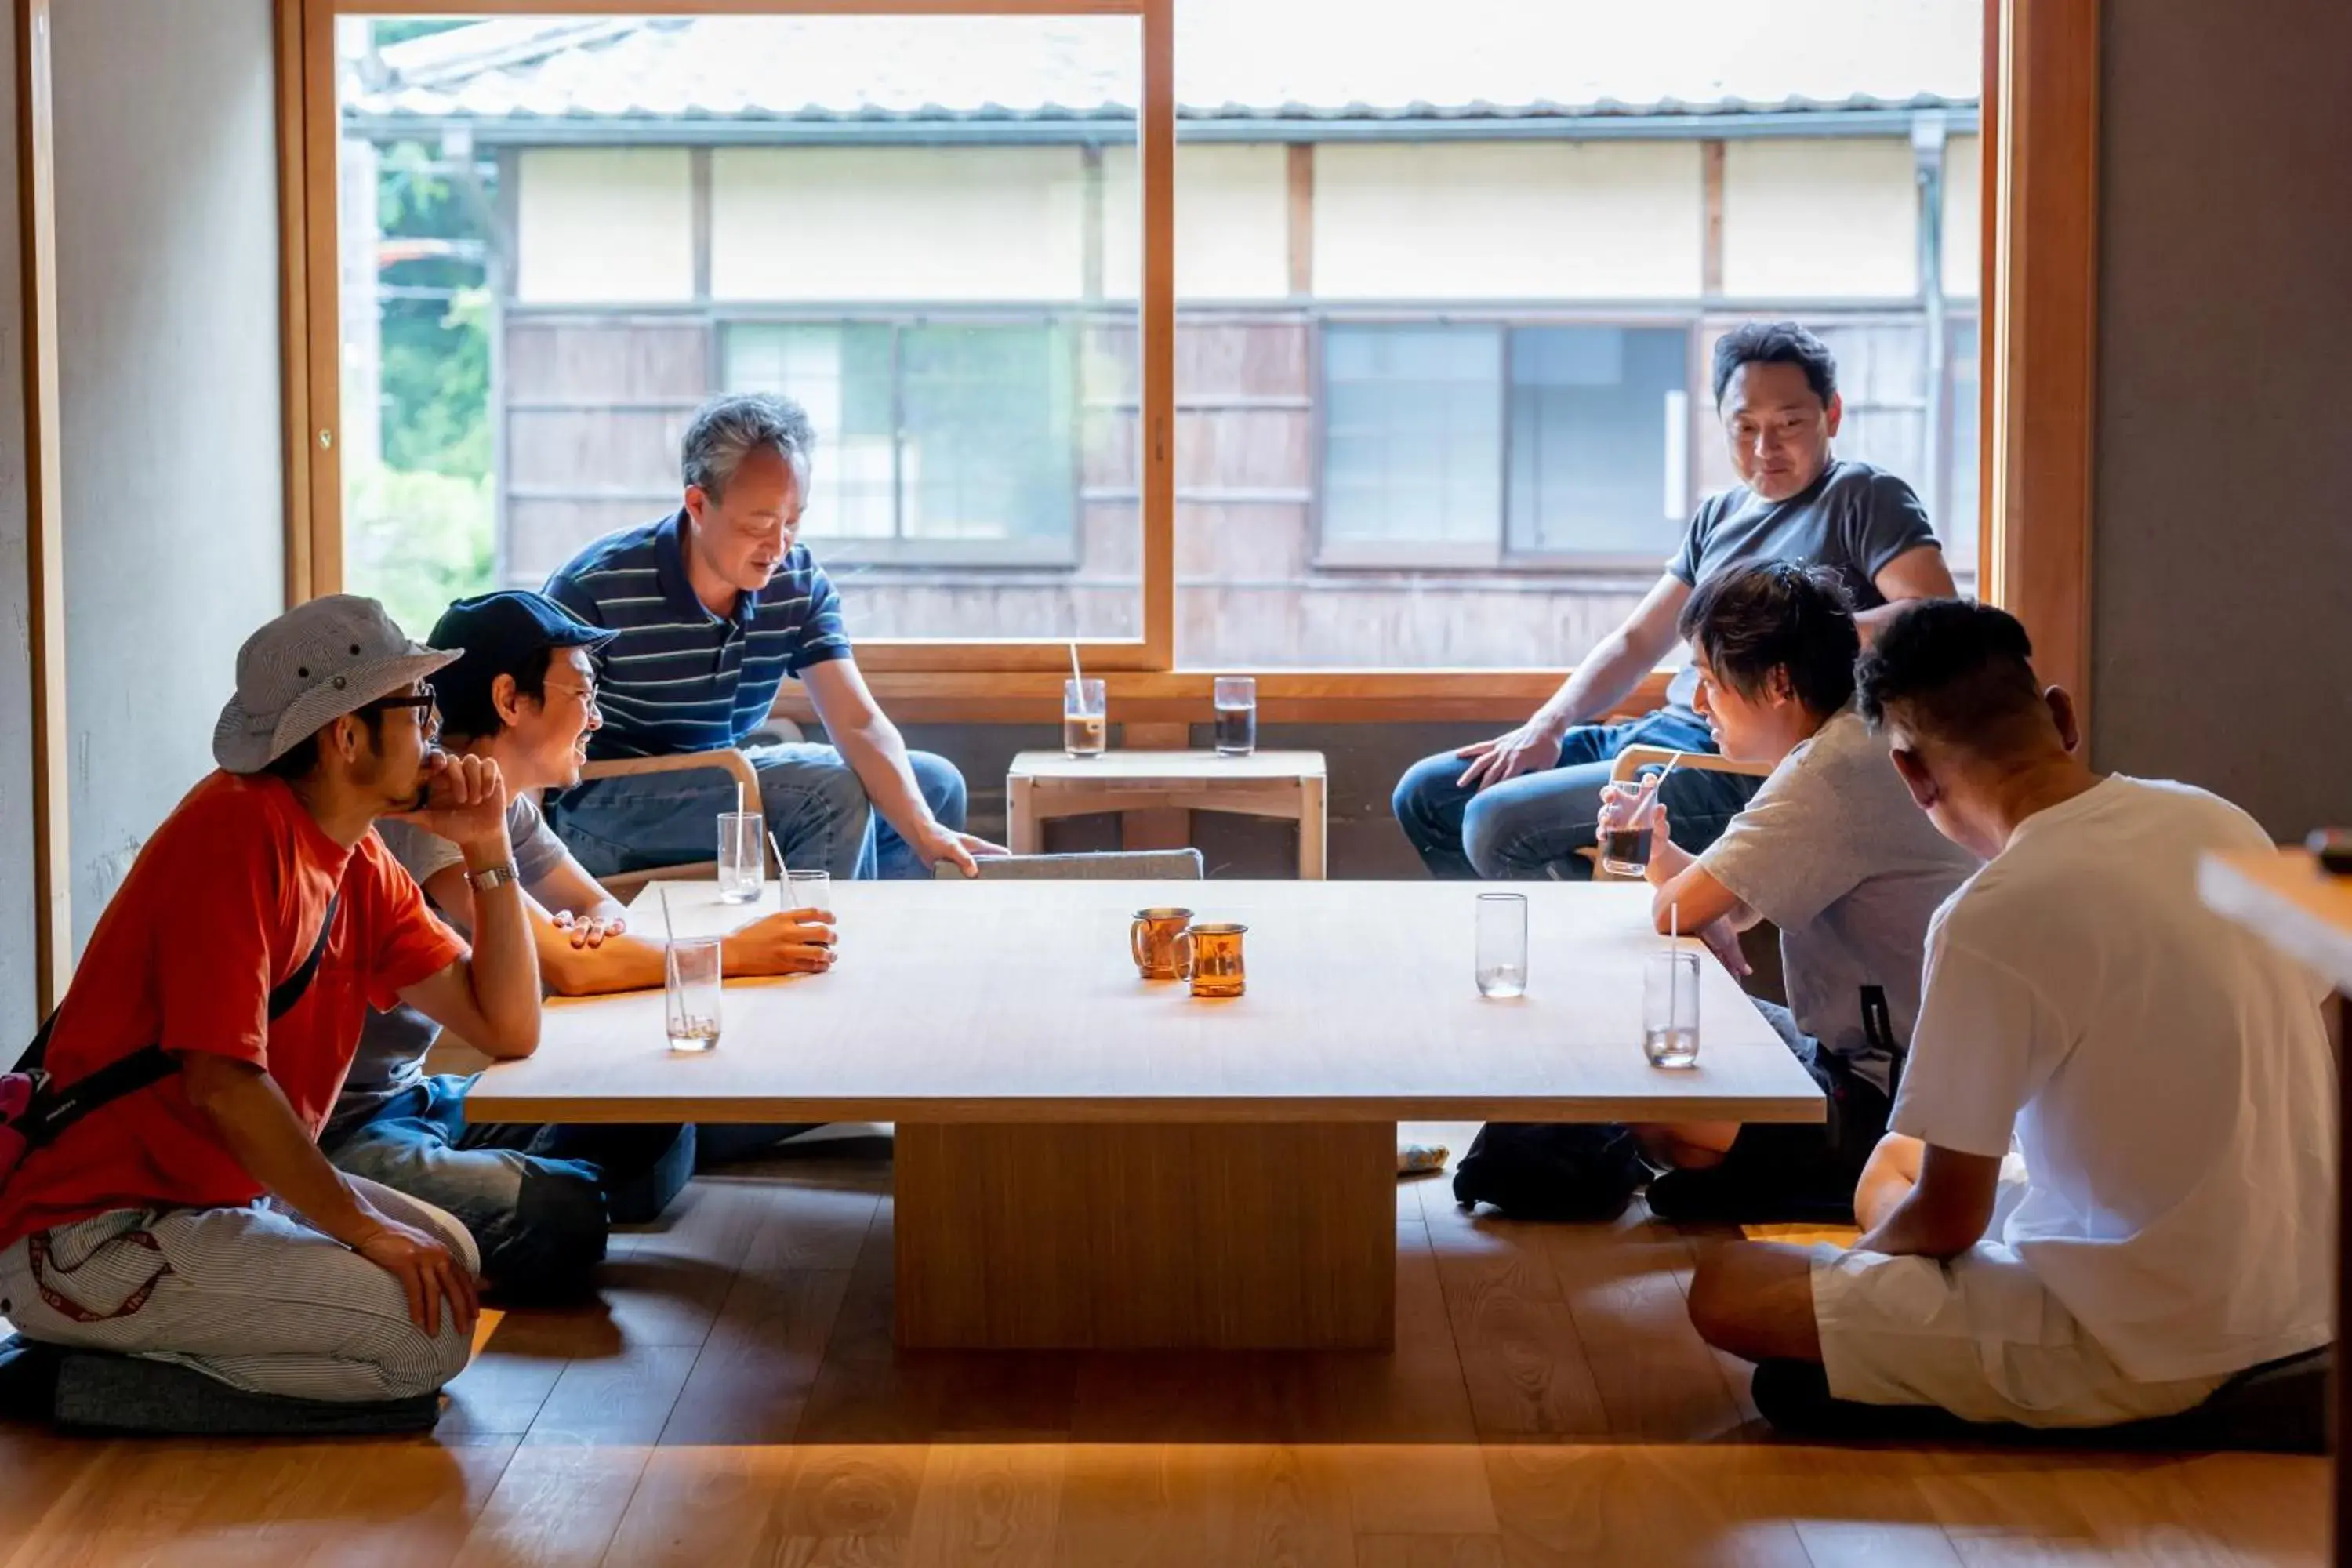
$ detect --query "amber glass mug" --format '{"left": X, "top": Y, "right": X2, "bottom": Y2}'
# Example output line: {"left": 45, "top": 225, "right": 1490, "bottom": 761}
{"left": 1179, "top": 923, "right": 1248, "bottom": 999}
{"left": 1130, "top": 907, "right": 1194, "bottom": 980}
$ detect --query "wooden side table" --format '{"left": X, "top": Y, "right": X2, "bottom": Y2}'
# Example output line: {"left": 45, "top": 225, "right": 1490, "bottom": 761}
{"left": 1005, "top": 750, "right": 1329, "bottom": 879}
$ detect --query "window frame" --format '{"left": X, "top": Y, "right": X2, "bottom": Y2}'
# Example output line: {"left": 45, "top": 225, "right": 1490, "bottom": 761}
{"left": 278, "top": 0, "right": 2096, "bottom": 717}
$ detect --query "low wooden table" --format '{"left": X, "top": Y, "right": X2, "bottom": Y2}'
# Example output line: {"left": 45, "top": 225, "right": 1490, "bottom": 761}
{"left": 466, "top": 879, "right": 1822, "bottom": 1351}
{"left": 1006, "top": 749, "right": 1328, "bottom": 878}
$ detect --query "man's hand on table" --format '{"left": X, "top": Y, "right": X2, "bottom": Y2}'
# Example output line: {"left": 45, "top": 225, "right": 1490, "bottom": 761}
{"left": 724, "top": 909, "right": 838, "bottom": 975}
{"left": 919, "top": 825, "right": 1009, "bottom": 879}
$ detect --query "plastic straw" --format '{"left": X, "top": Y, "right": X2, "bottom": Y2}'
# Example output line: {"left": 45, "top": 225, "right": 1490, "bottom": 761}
{"left": 1668, "top": 900, "right": 1680, "bottom": 1039}
{"left": 1068, "top": 641, "right": 1083, "bottom": 688}
{"left": 658, "top": 884, "right": 677, "bottom": 949}
{"left": 768, "top": 830, "right": 787, "bottom": 907}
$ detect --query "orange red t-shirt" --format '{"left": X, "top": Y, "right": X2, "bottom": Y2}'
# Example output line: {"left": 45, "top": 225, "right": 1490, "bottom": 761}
{"left": 0, "top": 772, "right": 465, "bottom": 1250}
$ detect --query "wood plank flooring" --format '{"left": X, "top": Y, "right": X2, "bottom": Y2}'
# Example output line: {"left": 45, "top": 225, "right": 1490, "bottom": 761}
{"left": 0, "top": 1125, "right": 2326, "bottom": 1566}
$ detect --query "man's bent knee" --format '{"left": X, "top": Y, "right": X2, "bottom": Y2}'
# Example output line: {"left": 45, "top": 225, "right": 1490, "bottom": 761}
{"left": 483, "top": 1161, "right": 610, "bottom": 1293}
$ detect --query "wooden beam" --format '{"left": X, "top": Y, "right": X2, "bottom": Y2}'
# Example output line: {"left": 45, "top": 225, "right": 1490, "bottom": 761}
{"left": 1137, "top": 0, "right": 1174, "bottom": 669}
{"left": 1700, "top": 140, "right": 1726, "bottom": 299}
{"left": 274, "top": 0, "right": 313, "bottom": 607}
{"left": 16, "top": 0, "right": 65, "bottom": 1005}
{"left": 296, "top": 0, "right": 340, "bottom": 600}
{"left": 1976, "top": 0, "right": 2000, "bottom": 573}
{"left": 1285, "top": 143, "right": 1313, "bottom": 298}
{"left": 1985, "top": 0, "right": 2098, "bottom": 708}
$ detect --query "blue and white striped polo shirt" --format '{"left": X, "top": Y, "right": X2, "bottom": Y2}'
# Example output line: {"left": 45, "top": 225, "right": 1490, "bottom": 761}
{"left": 543, "top": 510, "right": 851, "bottom": 760}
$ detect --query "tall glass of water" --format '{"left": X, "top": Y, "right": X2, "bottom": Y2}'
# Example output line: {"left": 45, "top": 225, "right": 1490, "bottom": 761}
{"left": 1475, "top": 892, "right": 1527, "bottom": 998}
{"left": 717, "top": 811, "right": 764, "bottom": 904}
{"left": 1643, "top": 948, "right": 1701, "bottom": 1068}
{"left": 1213, "top": 675, "right": 1258, "bottom": 757}
{"left": 665, "top": 936, "right": 723, "bottom": 1052}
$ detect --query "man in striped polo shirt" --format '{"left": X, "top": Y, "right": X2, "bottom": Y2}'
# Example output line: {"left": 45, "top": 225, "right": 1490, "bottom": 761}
{"left": 543, "top": 393, "right": 1002, "bottom": 880}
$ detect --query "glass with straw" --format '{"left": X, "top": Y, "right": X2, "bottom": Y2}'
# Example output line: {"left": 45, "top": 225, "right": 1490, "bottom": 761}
{"left": 1643, "top": 901, "right": 1700, "bottom": 1069}
{"left": 660, "top": 886, "right": 723, "bottom": 1052}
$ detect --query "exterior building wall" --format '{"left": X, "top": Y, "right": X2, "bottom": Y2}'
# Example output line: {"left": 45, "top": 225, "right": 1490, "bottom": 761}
{"left": 1722, "top": 137, "right": 1918, "bottom": 299}
{"left": 711, "top": 146, "right": 1091, "bottom": 302}
{"left": 1102, "top": 143, "right": 1290, "bottom": 300}
{"left": 516, "top": 147, "right": 695, "bottom": 303}
{"left": 495, "top": 129, "right": 1977, "bottom": 667}
{"left": 1312, "top": 141, "right": 1706, "bottom": 300}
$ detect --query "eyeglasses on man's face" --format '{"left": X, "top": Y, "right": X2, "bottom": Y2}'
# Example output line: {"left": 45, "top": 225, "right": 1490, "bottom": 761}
{"left": 369, "top": 682, "right": 442, "bottom": 742}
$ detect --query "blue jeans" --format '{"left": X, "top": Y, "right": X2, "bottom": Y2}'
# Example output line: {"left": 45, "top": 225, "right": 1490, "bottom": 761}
{"left": 320, "top": 1075, "right": 695, "bottom": 1298}
{"left": 548, "top": 741, "right": 967, "bottom": 881}
{"left": 1392, "top": 707, "right": 1762, "bottom": 880}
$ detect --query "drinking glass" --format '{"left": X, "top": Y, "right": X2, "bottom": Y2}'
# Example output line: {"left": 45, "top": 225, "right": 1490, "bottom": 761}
{"left": 1643, "top": 948, "right": 1701, "bottom": 1068}
{"left": 782, "top": 868, "right": 832, "bottom": 914}
{"left": 1180, "top": 922, "right": 1248, "bottom": 999}
{"left": 1475, "top": 892, "right": 1527, "bottom": 998}
{"left": 1063, "top": 677, "right": 1107, "bottom": 758}
{"left": 717, "top": 811, "right": 764, "bottom": 904}
{"left": 665, "top": 936, "right": 724, "bottom": 1052}
{"left": 1130, "top": 906, "right": 1194, "bottom": 979}
{"left": 1597, "top": 783, "right": 1657, "bottom": 878}
{"left": 1213, "top": 676, "right": 1258, "bottom": 757}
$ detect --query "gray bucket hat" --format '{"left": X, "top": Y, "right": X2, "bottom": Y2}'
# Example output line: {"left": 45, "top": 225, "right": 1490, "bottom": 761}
{"left": 212, "top": 594, "right": 462, "bottom": 775}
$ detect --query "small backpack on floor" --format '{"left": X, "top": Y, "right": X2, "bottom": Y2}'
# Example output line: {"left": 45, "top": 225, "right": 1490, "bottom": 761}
{"left": 1450, "top": 1121, "right": 1651, "bottom": 1222}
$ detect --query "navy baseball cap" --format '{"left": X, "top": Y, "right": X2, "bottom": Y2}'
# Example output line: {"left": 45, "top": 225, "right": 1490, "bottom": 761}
{"left": 427, "top": 590, "right": 616, "bottom": 737}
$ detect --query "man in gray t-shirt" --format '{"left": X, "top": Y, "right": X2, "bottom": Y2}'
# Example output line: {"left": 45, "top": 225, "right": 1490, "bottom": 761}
{"left": 1392, "top": 322, "right": 1955, "bottom": 881}
{"left": 1613, "top": 563, "right": 1977, "bottom": 1224}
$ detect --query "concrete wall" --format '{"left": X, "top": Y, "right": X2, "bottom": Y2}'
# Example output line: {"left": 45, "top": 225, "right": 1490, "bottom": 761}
{"left": 0, "top": 18, "right": 35, "bottom": 1037}
{"left": 53, "top": 0, "right": 285, "bottom": 953}
{"left": 2089, "top": 0, "right": 2352, "bottom": 839}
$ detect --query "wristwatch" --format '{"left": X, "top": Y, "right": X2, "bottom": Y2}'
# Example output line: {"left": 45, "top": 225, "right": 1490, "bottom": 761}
{"left": 467, "top": 860, "right": 521, "bottom": 895}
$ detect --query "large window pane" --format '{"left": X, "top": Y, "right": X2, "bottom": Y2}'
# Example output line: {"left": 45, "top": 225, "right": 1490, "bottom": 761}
{"left": 1168, "top": 0, "right": 1980, "bottom": 668}
{"left": 336, "top": 13, "right": 1139, "bottom": 642}
{"left": 1507, "top": 326, "right": 1690, "bottom": 557}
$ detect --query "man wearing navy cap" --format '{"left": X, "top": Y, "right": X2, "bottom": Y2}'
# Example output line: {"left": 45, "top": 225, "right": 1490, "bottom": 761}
{"left": 321, "top": 590, "right": 838, "bottom": 1299}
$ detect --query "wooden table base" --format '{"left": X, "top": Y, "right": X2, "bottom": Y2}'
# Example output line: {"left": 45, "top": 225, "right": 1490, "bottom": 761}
{"left": 893, "top": 1120, "right": 1396, "bottom": 1350}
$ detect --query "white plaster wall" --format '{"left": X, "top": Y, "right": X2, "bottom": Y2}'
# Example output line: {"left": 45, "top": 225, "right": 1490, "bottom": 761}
{"left": 53, "top": 0, "right": 286, "bottom": 953}
{"left": 1722, "top": 136, "right": 1918, "bottom": 299}
{"left": 1313, "top": 141, "right": 1705, "bottom": 300}
{"left": 517, "top": 147, "right": 695, "bottom": 304}
{"left": 713, "top": 146, "right": 1089, "bottom": 302}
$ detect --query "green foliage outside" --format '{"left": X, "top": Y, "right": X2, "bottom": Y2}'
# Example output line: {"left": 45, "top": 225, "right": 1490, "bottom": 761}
{"left": 343, "top": 20, "right": 500, "bottom": 630}
{"left": 348, "top": 466, "right": 496, "bottom": 640}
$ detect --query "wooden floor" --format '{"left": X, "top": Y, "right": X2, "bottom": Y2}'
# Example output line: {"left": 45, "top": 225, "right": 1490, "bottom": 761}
{"left": 0, "top": 1125, "right": 2326, "bottom": 1567}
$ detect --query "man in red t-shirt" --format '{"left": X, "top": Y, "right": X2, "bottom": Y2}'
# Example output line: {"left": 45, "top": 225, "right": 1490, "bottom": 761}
{"left": 0, "top": 596, "right": 542, "bottom": 1403}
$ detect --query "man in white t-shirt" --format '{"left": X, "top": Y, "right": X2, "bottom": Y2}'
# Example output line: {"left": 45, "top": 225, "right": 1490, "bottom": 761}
{"left": 1685, "top": 600, "right": 2335, "bottom": 1427}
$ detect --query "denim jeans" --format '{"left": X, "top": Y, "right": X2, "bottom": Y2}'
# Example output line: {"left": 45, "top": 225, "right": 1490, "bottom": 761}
{"left": 547, "top": 741, "right": 967, "bottom": 881}
{"left": 319, "top": 1074, "right": 695, "bottom": 1298}
{"left": 1392, "top": 707, "right": 1763, "bottom": 880}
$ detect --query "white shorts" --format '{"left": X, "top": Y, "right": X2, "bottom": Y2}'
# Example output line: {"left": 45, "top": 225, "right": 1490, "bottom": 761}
{"left": 1809, "top": 1205, "right": 2228, "bottom": 1428}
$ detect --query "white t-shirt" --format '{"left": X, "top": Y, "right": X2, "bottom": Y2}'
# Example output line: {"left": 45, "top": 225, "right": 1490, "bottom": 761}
{"left": 1892, "top": 776, "right": 2336, "bottom": 1383}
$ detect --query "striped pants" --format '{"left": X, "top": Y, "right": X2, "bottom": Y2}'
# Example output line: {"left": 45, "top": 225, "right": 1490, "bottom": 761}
{"left": 0, "top": 1175, "right": 477, "bottom": 1402}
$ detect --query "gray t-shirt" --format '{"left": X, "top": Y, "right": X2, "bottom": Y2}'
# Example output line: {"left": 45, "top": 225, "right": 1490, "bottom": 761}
{"left": 1662, "top": 458, "right": 1937, "bottom": 710}
{"left": 327, "top": 793, "right": 572, "bottom": 1138}
{"left": 1695, "top": 709, "right": 1980, "bottom": 1094}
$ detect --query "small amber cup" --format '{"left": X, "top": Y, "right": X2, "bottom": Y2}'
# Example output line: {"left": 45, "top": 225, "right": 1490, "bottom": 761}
{"left": 1181, "top": 922, "right": 1248, "bottom": 999}
{"left": 1130, "top": 906, "right": 1194, "bottom": 980}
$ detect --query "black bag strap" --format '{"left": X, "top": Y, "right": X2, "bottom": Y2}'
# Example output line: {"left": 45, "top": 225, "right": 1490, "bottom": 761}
{"left": 11, "top": 895, "right": 340, "bottom": 1148}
